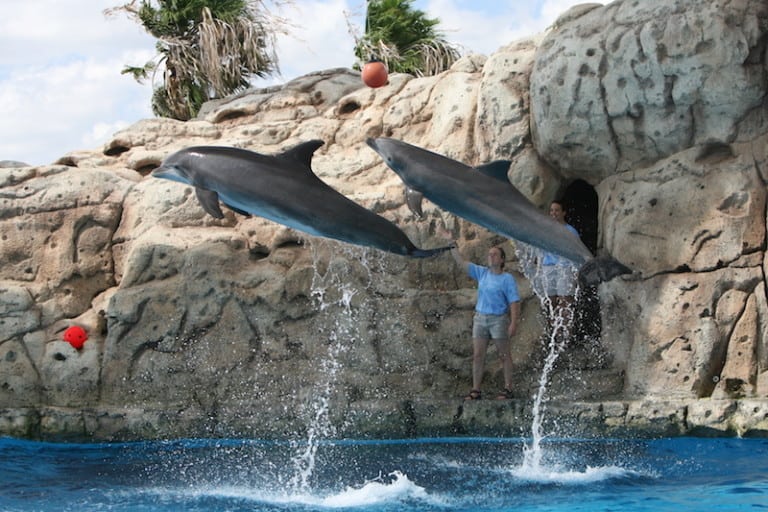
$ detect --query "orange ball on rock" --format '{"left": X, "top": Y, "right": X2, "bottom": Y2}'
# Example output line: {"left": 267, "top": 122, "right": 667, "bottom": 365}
{"left": 362, "top": 60, "right": 388, "bottom": 88}
{"left": 62, "top": 325, "right": 88, "bottom": 350}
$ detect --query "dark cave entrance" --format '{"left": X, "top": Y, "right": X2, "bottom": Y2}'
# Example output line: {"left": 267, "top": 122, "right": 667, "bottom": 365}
{"left": 562, "top": 179, "right": 598, "bottom": 254}
{"left": 561, "top": 179, "right": 601, "bottom": 344}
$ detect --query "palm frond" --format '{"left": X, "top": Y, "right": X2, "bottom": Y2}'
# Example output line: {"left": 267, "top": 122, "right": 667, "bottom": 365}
{"left": 352, "top": 0, "right": 462, "bottom": 77}
{"left": 108, "top": 0, "right": 289, "bottom": 119}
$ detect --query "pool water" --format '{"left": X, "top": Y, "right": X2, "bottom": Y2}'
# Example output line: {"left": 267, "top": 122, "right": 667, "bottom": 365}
{"left": 1, "top": 435, "right": 766, "bottom": 511}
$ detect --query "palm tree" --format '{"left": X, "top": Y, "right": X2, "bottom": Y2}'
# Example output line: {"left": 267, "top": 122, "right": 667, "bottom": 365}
{"left": 354, "top": 0, "right": 461, "bottom": 77}
{"left": 107, "top": 0, "right": 286, "bottom": 120}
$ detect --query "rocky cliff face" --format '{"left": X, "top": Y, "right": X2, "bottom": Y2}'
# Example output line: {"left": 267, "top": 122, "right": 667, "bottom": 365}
{"left": 1, "top": 0, "right": 767, "bottom": 440}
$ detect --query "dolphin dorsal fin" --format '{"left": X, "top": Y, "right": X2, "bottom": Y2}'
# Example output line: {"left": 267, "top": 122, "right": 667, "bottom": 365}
{"left": 475, "top": 160, "right": 512, "bottom": 182}
{"left": 278, "top": 140, "right": 325, "bottom": 170}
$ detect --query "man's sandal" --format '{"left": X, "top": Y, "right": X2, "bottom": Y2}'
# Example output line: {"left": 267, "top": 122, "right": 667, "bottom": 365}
{"left": 496, "top": 388, "right": 514, "bottom": 400}
{"left": 464, "top": 389, "right": 482, "bottom": 400}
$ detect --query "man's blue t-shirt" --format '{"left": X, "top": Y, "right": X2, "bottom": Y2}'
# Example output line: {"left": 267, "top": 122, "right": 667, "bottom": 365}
{"left": 468, "top": 263, "right": 520, "bottom": 315}
{"left": 542, "top": 223, "right": 579, "bottom": 266}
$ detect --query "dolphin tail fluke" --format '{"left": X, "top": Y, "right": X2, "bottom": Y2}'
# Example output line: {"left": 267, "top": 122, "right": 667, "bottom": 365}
{"left": 578, "top": 256, "right": 633, "bottom": 286}
{"left": 410, "top": 244, "right": 455, "bottom": 258}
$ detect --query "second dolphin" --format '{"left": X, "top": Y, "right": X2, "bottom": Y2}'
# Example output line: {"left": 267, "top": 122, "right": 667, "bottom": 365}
{"left": 366, "top": 137, "right": 631, "bottom": 284}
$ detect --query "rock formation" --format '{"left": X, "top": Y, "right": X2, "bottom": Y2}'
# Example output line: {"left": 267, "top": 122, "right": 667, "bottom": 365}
{"left": 1, "top": 0, "right": 767, "bottom": 440}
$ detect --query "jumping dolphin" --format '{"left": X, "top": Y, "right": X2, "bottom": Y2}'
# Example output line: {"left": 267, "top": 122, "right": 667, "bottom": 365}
{"left": 152, "top": 140, "right": 452, "bottom": 258}
{"left": 365, "top": 137, "right": 631, "bottom": 285}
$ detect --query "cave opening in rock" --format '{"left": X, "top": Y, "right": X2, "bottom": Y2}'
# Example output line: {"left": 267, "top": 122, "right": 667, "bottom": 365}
{"left": 562, "top": 179, "right": 598, "bottom": 254}
{"left": 561, "top": 179, "right": 602, "bottom": 347}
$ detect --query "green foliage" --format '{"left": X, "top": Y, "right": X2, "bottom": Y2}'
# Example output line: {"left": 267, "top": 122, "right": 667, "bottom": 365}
{"left": 354, "top": 0, "right": 461, "bottom": 77}
{"left": 136, "top": 0, "right": 248, "bottom": 37}
{"left": 150, "top": 83, "right": 205, "bottom": 120}
{"left": 109, "top": 0, "right": 282, "bottom": 120}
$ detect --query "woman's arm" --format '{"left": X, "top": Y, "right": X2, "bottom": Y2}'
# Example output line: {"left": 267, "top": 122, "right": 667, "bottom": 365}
{"left": 508, "top": 301, "right": 520, "bottom": 337}
{"left": 439, "top": 228, "right": 470, "bottom": 273}
{"left": 449, "top": 243, "right": 470, "bottom": 273}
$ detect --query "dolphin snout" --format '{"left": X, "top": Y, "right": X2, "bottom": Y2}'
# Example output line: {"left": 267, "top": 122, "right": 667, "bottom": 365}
{"left": 365, "top": 138, "right": 379, "bottom": 151}
{"left": 150, "top": 165, "right": 169, "bottom": 177}
{"left": 150, "top": 164, "right": 190, "bottom": 186}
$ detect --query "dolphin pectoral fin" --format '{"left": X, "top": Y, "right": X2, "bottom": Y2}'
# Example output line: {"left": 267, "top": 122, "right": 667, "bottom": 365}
{"left": 405, "top": 187, "right": 425, "bottom": 218}
{"left": 410, "top": 244, "right": 455, "bottom": 258}
{"left": 278, "top": 140, "right": 325, "bottom": 170}
{"left": 578, "top": 256, "right": 633, "bottom": 286}
{"left": 475, "top": 160, "right": 512, "bottom": 182}
{"left": 195, "top": 188, "right": 225, "bottom": 219}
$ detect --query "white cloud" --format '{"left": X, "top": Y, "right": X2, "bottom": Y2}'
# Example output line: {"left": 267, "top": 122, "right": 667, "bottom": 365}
{"left": 423, "top": 0, "right": 527, "bottom": 55}
{"left": 0, "top": 0, "right": 590, "bottom": 166}
{"left": 424, "top": 0, "right": 593, "bottom": 55}
{"left": 0, "top": 0, "right": 155, "bottom": 165}
{"left": 263, "top": 0, "right": 590, "bottom": 82}
{"left": 0, "top": 53, "right": 154, "bottom": 165}
{"left": 82, "top": 120, "right": 133, "bottom": 149}
{"left": 0, "top": 0, "right": 154, "bottom": 67}
{"left": 263, "top": 0, "right": 362, "bottom": 84}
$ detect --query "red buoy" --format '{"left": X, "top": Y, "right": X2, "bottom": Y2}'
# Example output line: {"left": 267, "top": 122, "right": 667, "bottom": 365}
{"left": 62, "top": 326, "right": 88, "bottom": 350}
{"left": 362, "top": 60, "right": 388, "bottom": 88}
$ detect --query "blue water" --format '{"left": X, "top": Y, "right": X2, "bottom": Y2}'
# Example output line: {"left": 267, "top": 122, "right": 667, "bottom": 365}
{"left": 2, "top": 436, "right": 767, "bottom": 511}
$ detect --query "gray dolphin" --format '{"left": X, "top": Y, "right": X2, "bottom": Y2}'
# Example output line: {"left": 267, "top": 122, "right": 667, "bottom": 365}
{"left": 152, "top": 140, "right": 452, "bottom": 258}
{"left": 365, "top": 137, "right": 631, "bottom": 285}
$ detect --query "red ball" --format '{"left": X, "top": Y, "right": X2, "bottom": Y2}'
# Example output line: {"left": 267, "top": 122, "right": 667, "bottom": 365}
{"left": 362, "top": 60, "right": 388, "bottom": 88}
{"left": 62, "top": 325, "right": 88, "bottom": 350}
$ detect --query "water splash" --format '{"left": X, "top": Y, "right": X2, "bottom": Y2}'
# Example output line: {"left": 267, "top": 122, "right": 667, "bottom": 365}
{"left": 287, "top": 240, "right": 382, "bottom": 493}
{"left": 516, "top": 243, "right": 579, "bottom": 472}
{"left": 511, "top": 463, "right": 642, "bottom": 484}
{"left": 170, "top": 471, "right": 440, "bottom": 509}
{"left": 522, "top": 299, "right": 570, "bottom": 470}
{"left": 320, "top": 471, "right": 437, "bottom": 508}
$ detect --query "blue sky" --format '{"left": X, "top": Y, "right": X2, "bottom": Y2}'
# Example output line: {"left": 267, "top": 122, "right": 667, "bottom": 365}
{"left": 0, "top": 0, "right": 591, "bottom": 166}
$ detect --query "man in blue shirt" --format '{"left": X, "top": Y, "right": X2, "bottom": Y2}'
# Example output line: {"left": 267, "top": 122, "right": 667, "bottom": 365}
{"left": 447, "top": 239, "right": 521, "bottom": 400}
